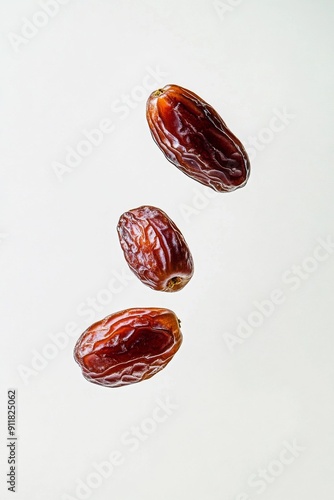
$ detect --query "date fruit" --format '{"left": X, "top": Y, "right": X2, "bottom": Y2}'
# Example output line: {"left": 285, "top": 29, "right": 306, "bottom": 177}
{"left": 117, "top": 205, "right": 194, "bottom": 292}
{"left": 146, "top": 84, "right": 250, "bottom": 192}
{"left": 74, "top": 308, "right": 182, "bottom": 388}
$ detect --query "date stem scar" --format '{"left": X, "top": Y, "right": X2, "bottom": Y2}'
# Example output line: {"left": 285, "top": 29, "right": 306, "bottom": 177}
{"left": 152, "top": 88, "right": 164, "bottom": 97}
{"left": 167, "top": 276, "right": 183, "bottom": 290}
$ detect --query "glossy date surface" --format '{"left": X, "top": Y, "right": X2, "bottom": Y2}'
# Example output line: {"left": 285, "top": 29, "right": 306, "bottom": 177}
{"left": 117, "top": 205, "right": 194, "bottom": 292}
{"left": 74, "top": 308, "right": 182, "bottom": 388}
{"left": 146, "top": 84, "right": 250, "bottom": 192}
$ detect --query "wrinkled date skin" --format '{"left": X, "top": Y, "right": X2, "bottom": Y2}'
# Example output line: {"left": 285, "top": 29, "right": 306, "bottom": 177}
{"left": 74, "top": 308, "right": 182, "bottom": 388}
{"left": 146, "top": 84, "right": 250, "bottom": 192}
{"left": 117, "top": 205, "right": 194, "bottom": 292}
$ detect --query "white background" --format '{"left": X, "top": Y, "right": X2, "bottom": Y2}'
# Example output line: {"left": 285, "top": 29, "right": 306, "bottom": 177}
{"left": 1, "top": 1, "right": 334, "bottom": 499}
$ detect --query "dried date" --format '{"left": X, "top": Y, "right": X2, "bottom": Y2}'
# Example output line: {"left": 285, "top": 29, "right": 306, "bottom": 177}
{"left": 146, "top": 84, "right": 250, "bottom": 192}
{"left": 74, "top": 308, "right": 182, "bottom": 388}
{"left": 117, "top": 205, "right": 194, "bottom": 292}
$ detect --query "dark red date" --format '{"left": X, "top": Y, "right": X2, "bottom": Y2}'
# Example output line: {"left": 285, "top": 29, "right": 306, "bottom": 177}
{"left": 74, "top": 308, "right": 182, "bottom": 388}
{"left": 117, "top": 205, "right": 194, "bottom": 292}
{"left": 146, "top": 84, "right": 250, "bottom": 192}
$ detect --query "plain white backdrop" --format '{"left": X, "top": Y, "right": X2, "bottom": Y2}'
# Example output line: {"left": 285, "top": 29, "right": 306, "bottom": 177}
{"left": 1, "top": 0, "right": 334, "bottom": 499}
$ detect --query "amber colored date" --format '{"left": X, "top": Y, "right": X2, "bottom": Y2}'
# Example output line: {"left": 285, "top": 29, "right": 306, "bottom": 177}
{"left": 117, "top": 205, "right": 194, "bottom": 292}
{"left": 74, "top": 308, "right": 182, "bottom": 388}
{"left": 146, "top": 84, "right": 250, "bottom": 192}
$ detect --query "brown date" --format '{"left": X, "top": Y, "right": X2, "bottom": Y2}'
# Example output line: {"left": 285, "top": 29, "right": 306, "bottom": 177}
{"left": 74, "top": 308, "right": 182, "bottom": 388}
{"left": 117, "top": 205, "right": 194, "bottom": 292}
{"left": 146, "top": 84, "right": 250, "bottom": 192}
